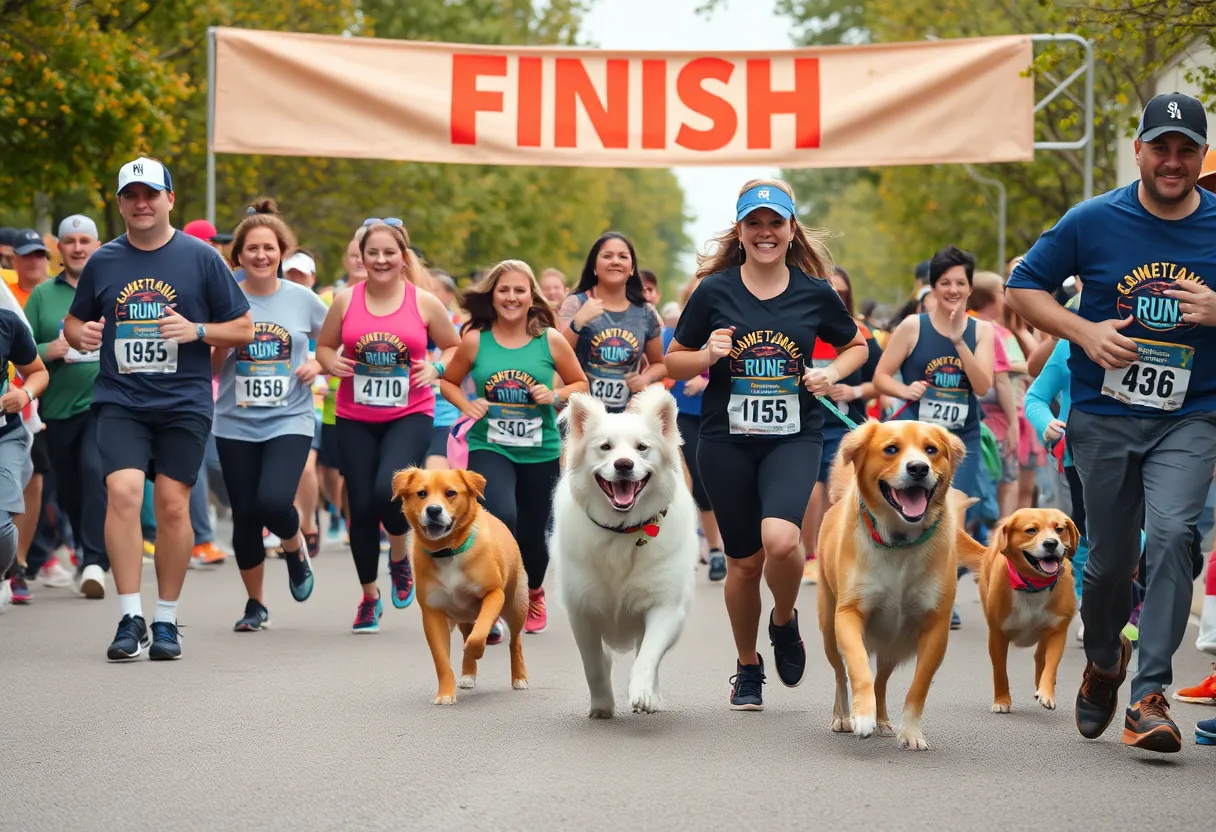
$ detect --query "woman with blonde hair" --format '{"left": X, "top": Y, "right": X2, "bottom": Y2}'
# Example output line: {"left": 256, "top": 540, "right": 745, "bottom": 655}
{"left": 316, "top": 222, "right": 460, "bottom": 633}
{"left": 441, "top": 260, "right": 587, "bottom": 634}
{"left": 666, "top": 178, "right": 867, "bottom": 709}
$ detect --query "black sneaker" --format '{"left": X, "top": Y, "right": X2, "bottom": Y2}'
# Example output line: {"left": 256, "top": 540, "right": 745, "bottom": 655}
{"left": 707, "top": 549, "right": 727, "bottom": 582}
{"left": 1075, "top": 633, "right": 1133, "bottom": 739}
{"left": 106, "top": 614, "right": 150, "bottom": 661}
{"left": 285, "top": 545, "right": 315, "bottom": 602}
{"left": 729, "top": 656, "right": 765, "bottom": 711}
{"left": 234, "top": 598, "right": 270, "bottom": 632}
{"left": 149, "top": 621, "right": 182, "bottom": 660}
{"left": 768, "top": 609, "right": 806, "bottom": 687}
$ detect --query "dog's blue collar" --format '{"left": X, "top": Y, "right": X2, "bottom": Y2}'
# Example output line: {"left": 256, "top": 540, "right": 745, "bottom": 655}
{"left": 859, "top": 503, "right": 940, "bottom": 549}
{"left": 423, "top": 525, "right": 477, "bottom": 559}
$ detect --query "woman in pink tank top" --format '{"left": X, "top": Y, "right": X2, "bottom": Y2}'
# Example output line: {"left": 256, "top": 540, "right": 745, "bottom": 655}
{"left": 317, "top": 222, "right": 460, "bottom": 633}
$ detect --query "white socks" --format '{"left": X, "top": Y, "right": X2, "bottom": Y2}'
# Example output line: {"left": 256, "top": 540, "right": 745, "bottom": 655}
{"left": 119, "top": 592, "right": 142, "bottom": 621}
{"left": 154, "top": 599, "right": 179, "bottom": 625}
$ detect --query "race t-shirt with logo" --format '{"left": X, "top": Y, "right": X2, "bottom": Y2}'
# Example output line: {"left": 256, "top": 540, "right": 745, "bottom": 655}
{"left": 466, "top": 329, "right": 560, "bottom": 464}
{"left": 213, "top": 280, "right": 329, "bottom": 442}
{"left": 672, "top": 265, "right": 858, "bottom": 442}
{"left": 897, "top": 315, "right": 981, "bottom": 438}
{"left": 1009, "top": 182, "right": 1216, "bottom": 416}
{"left": 0, "top": 308, "right": 38, "bottom": 437}
{"left": 335, "top": 279, "right": 434, "bottom": 423}
{"left": 25, "top": 273, "right": 101, "bottom": 421}
{"left": 565, "top": 292, "right": 661, "bottom": 413}
{"left": 812, "top": 322, "right": 882, "bottom": 440}
{"left": 67, "top": 232, "right": 250, "bottom": 416}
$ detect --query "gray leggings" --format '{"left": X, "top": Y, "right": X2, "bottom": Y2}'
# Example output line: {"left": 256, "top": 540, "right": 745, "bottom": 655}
{"left": 0, "top": 427, "right": 33, "bottom": 579}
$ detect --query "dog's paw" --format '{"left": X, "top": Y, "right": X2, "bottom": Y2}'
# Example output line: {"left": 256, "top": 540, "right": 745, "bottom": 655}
{"left": 877, "top": 720, "right": 895, "bottom": 737}
{"left": 1035, "top": 690, "right": 1056, "bottom": 710}
{"left": 463, "top": 637, "right": 486, "bottom": 662}
{"left": 852, "top": 713, "right": 877, "bottom": 738}
{"left": 433, "top": 693, "right": 456, "bottom": 706}
{"left": 992, "top": 701, "right": 1012, "bottom": 714}
{"left": 458, "top": 675, "right": 476, "bottom": 690}
{"left": 588, "top": 696, "right": 615, "bottom": 719}
{"left": 831, "top": 716, "right": 853, "bottom": 733}
{"left": 512, "top": 678, "right": 529, "bottom": 690}
{"left": 629, "top": 683, "right": 661, "bottom": 715}
{"left": 897, "top": 725, "right": 930, "bottom": 751}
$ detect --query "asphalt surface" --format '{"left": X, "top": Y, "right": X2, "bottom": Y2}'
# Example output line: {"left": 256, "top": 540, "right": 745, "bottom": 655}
{"left": 6, "top": 530, "right": 1215, "bottom": 832}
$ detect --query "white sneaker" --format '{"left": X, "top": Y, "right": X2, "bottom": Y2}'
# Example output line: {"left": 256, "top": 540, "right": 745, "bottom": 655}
{"left": 0, "top": 579, "right": 11, "bottom": 613}
{"left": 38, "top": 558, "right": 74, "bottom": 588}
{"left": 1076, "top": 621, "right": 1085, "bottom": 642}
{"left": 78, "top": 564, "right": 106, "bottom": 600}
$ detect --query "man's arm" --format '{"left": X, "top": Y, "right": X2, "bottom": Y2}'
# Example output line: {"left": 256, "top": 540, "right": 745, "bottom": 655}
{"left": 201, "top": 311, "right": 254, "bottom": 348}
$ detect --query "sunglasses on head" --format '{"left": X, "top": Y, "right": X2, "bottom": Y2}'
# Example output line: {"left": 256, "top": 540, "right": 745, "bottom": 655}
{"left": 363, "top": 217, "right": 404, "bottom": 228}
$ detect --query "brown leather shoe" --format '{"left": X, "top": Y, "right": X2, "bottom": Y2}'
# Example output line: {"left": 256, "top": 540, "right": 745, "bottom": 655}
{"left": 1075, "top": 634, "right": 1133, "bottom": 739}
{"left": 1122, "top": 692, "right": 1182, "bottom": 753}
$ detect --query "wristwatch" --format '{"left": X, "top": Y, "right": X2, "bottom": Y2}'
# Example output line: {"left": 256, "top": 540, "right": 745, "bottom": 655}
{"left": 195, "top": 323, "right": 207, "bottom": 340}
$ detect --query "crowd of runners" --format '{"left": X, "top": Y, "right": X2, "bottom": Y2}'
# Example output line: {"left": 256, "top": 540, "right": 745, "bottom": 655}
{"left": 1, "top": 92, "right": 1214, "bottom": 752}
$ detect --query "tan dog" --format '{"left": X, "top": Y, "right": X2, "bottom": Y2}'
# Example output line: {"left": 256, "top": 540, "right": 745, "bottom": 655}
{"left": 817, "top": 420, "right": 984, "bottom": 750}
{"left": 392, "top": 467, "right": 529, "bottom": 705}
{"left": 977, "top": 508, "right": 1079, "bottom": 714}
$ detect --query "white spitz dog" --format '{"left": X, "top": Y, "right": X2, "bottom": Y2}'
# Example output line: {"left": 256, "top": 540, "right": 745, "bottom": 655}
{"left": 551, "top": 385, "right": 698, "bottom": 718}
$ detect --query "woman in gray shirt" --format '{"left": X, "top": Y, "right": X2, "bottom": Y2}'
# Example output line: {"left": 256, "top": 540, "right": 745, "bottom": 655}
{"left": 212, "top": 200, "right": 328, "bottom": 632}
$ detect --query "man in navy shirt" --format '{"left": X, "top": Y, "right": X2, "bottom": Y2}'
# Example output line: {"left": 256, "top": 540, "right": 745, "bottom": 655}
{"left": 64, "top": 157, "right": 252, "bottom": 662}
{"left": 1007, "top": 93, "right": 1216, "bottom": 753}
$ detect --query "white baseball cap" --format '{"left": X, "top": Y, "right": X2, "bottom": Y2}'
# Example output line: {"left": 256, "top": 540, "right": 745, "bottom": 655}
{"left": 58, "top": 214, "right": 99, "bottom": 239}
{"left": 116, "top": 157, "right": 174, "bottom": 195}
{"left": 283, "top": 252, "right": 317, "bottom": 275}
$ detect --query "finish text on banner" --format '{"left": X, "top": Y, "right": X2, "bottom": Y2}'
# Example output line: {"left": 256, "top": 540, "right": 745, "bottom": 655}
{"left": 212, "top": 29, "right": 1034, "bottom": 169}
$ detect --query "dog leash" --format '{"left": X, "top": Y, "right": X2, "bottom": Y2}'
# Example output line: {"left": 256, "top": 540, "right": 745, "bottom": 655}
{"left": 815, "top": 395, "right": 859, "bottom": 431}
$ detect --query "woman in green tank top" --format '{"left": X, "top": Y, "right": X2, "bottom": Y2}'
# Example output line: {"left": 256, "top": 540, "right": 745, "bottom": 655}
{"left": 440, "top": 260, "right": 587, "bottom": 634}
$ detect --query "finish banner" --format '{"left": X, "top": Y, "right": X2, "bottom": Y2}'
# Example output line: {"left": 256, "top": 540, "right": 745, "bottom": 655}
{"left": 212, "top": 28, "right": 1035, "bottom": 169}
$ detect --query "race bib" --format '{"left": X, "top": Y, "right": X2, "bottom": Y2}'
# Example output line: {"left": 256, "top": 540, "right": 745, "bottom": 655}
{"left": 588, "top": 368, "right": 630, "bottom": 409}
{"left": 486, "top": 403, "right": 543, "bottom": 448}
{"left": 236, "top": 360, "right": 291, "bottom": 407}
{"left": 1102, "top": 338, "right": 1193, "bottom": 411}
{"left": 114, "top": 322, "right": 178, "bottom": 374}
{"left": 919, "top": 386, "right": 969, "bottom": 430}
{"left": 354, "top": 364, "right": 410, "bottom": 407}
{"left": 728, "top": 376, "right": 800, "bottom": 436}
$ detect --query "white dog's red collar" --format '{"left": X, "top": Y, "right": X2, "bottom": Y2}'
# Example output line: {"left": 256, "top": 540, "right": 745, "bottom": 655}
{"left": 589, "top": 509, "right": 668, "bottom": 547}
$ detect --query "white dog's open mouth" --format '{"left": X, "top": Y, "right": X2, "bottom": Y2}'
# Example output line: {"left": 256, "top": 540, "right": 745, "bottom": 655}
{"left": 880, "top": 481, "right": 935, "bottom": 523}
{"left": 595, "top": 475, "right": 651, "bottom": 512}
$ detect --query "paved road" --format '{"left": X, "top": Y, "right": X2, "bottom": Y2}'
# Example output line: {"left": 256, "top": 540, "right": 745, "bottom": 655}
{"left": 6, "top": 533, "right": 1214, "bottom": 832}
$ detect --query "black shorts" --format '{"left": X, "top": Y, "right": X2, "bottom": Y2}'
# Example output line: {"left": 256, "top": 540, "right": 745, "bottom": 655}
{"left": 676, "top": 412, "right": 710, "bottom": 511}
{"left": 317, "top": 422, "right": 341, "bottom": 469}
{"left": 30, "top": 430, "right": 52, "bottom": 475}
{"left": 95, "top": 403, "right": 211, "bottom": 486}
{"left": 696, "top": 435, "right": 822, "bottom": 559}
{"left": 427, "top": 425, "right": 450, "bottom": 460}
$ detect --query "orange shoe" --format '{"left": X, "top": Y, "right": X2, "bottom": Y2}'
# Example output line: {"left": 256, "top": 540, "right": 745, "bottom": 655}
{"left": 802, "top": 557, "right": 818, "bottom": 585}
{"left": 190, "top": 542, "right": 228, "bottom": 568}
{"left": 1173, "top": 665, "right": 1216, "bottom": 705}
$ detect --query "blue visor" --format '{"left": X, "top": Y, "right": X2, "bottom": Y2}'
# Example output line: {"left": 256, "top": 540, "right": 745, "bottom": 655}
{"left": 736, "top": 185, "right": 795, "bottom": 222}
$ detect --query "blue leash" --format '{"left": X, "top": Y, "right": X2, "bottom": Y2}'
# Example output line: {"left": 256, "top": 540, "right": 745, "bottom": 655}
{"left": 815, "top": 395, "right": 859, "bottom": 431}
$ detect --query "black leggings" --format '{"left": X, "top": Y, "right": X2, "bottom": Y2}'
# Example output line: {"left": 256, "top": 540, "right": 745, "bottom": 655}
{"left": 215, "top": 434, "right": 313, "bottom": 571}
{"left": 676, "top": 411, "right": 710, "bottom": 511}
{"left": 337, "top": 414, "right": 431, "bottom": 585}
{"left": 467, "top": 449, "right": 560, "bottom": 590}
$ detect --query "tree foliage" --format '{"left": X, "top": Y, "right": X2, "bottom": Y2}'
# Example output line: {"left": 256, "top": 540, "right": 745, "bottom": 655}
{"left": 0, "top": 0, "right": 691, "bottom": 291}
{"left": 762, "top": 0, "right": 1216, "bottom": 310}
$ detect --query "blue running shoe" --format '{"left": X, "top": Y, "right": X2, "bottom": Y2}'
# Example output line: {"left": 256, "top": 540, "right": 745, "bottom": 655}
{"left": 106, "top": 614, "right": 150, "bottom": 661}
{"left": 1197, "top": 717, "right": 1216, "bottom": 746}
{"left": 951, "top": 607, "right": 962, "bottom": 630}
{"left": 234, "top": 599, "right": 270, "bottom": 632}
{"left": 729, "top": 656, "right": 765, "bottom": 711}
{"left": 352, "top": 594, "right": 383, "bottom": 633}
{"left": 389, "top": 556, "right": 415, "bottom": 609}
{"left": 149, "top": 621, "right": 182, "bottom": 660}
{"left": 285, "top": 544, "right": 314, "bottom": 602}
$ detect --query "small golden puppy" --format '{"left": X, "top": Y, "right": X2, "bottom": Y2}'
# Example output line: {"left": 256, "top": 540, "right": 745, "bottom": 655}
{"left": 392, "top": 467, "right": 529, "bottom": 705}
{"left": 817, "top": 420, "right": 984, "bottom": 751}
{"left": 977, "top": 508, "right": 1079, "bottom": 714}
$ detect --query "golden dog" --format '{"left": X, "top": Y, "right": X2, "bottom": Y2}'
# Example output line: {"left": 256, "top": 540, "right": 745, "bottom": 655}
{"left": 392, "top": 467, "right": 529, "bottom": 705}
{"left": 817, "top": 420, "right": 984, "bottom": 750}
{"left": 977, "top": 508, "right": 1078, "bottom": 713}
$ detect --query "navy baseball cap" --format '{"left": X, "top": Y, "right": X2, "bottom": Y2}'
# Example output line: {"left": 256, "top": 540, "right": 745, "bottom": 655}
{"left": 12, "top": 229, "right": 48, "bottom": 256}
{"left": 1137, "top": 93, "right": 1208, "bottom": 146}
{"left": 736, "top": 185, "right": 796, "bottom": 221}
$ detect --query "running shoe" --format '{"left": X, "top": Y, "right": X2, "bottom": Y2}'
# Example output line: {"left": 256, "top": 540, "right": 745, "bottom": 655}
{"left": 0, "top": 578, "right": 12, "bottom": 613}
{"left": 1197, "top": 716, "right": 1216, "bottom": 746}
{"left": 768, "top": 609, "right": 807, "bottom": 687}
{"left": 487, "top": 617, "right": 505, "bottom": 645}
{"left": 38, "top": 558, "right": 74, "bottom": 588}
{"left": 234, "top": 598, "right": 270, "bottom": 632}
{"left": 142, "top": 539, "right": 155, "bottom": 564}
{"left": 78, "top": 564, "right": 106, "bottom": 600}
{"left": 106, "top": 614, "right": 150, "bottom": 661}
{"left": 525, "top": 587, "right": 547, "bottom": 634}
{"left": 190, "top": 541, "right": 227, "bottom": 569}
{"left": 708, "top": 549, "right": 727, "bottom": 582}
{"left": 305, "top": 531, "right": 321, "bottom": 559}
{"left": 352, "top": 594, "right": 383, "bottom": 633}
{"left": 149, "top": 621, "right": 182, "bottom": 660}
{"left": 950, "top": 606, "right": 961, "bottom": 630}
{"left": 1075, "top": 633, "right": 1133, "bottom": 739}
{"left": 10, "top": 573, "right": 31, "bottom": 604}
{"left": 1173, "top": 665, "right": 1216, "bottom": 705}
{"left": 285, "top": 542, "right": 315, "bottom": 602}
{"left": 1122, "top": 692, "right": 1181, "bottom": 753}
{"left": 730, "top": 656, "right": 765, "bottom": 711}
{"left": 388, "top": 556, "right": 415, "bottom": 609}
{"left": 801, "top": 557, "right": 818, "bottom": 585}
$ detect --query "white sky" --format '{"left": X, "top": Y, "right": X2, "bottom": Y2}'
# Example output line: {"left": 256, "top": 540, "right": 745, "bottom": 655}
{"left": 582, "top": 0, "right": 793, "bottom": 275}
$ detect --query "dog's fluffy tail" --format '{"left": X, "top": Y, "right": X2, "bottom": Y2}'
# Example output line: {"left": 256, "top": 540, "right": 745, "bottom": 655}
{"left": 947, "top": 488, "right": 985, "bottom": 571}
{"left": 827, "top": 455, "right": 853, "bottom": 505}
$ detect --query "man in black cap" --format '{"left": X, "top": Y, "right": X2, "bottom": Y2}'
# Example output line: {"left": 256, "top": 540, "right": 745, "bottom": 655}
{"left": 1007, "top": 92, "right": 1215, "bottom": 753}
{"left": 0, "top": 227, "right": 18, "bottom": 270}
